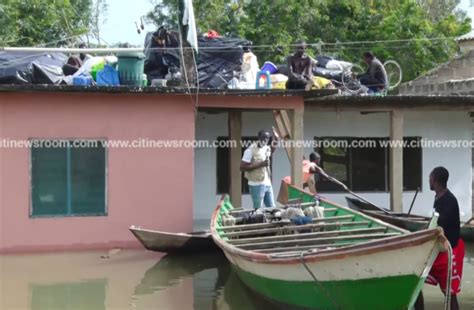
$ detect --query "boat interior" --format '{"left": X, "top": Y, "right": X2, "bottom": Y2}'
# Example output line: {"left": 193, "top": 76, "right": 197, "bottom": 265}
{"left": 214, "top": 187, "right": 406, "bottom": 256}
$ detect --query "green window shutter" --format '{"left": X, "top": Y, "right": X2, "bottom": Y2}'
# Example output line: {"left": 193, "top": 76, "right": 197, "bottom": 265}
{"left": 31, "top": 146, "right": 68, "bottom": 216}
{"left": 31, "top": 140, "right": 106, "bottom": 217}
{"left": 70, "top": 144, "right": 106, "bottom": 215}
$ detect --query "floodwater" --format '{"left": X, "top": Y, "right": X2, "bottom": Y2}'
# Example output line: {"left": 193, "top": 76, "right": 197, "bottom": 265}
{"left": 1, "top": 244, "right": 473, "bottom": 309}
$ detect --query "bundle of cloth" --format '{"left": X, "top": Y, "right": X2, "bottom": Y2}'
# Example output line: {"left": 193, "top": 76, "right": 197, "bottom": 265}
{"left": 313, "top": 55, "right": 353, "bottom": 82}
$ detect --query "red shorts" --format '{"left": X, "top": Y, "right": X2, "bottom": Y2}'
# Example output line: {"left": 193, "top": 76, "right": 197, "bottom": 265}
{"left": 425, "top": 238, "right": 465, "bottom": 295}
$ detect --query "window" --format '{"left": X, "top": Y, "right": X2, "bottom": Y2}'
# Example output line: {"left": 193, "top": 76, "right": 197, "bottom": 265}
{"left": 315, "top": 137, "right": 422, "bottom": 192}
{"left": 30, "top": 139, "right": 106, "bottom": 217}
{"left": 216, "top": 136, "right": 273, "bottom": 194}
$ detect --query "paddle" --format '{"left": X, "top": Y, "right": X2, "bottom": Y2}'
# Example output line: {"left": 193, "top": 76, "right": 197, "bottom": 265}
{"left": 407, "top": 187, "right": 420, "bottom": 216}
{"left": 315, "top": 166, "right": 392, "bottom": 215}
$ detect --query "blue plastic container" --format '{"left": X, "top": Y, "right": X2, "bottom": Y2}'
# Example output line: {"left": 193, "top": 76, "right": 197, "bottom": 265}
{"left": 260, "top": 61, "right": 278, "bottom": 74}
{"left": 73, "top": 74, "right": 93, "bottom": 86}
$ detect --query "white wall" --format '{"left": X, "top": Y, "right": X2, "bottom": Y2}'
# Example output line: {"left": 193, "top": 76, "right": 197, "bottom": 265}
{"left": 194, "top": 110, "right": 473, "bottom": 222}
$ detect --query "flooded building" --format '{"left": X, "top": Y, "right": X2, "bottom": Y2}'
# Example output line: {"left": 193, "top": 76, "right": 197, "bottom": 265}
{"left": 195, "top": 96, "right": 474, "bottom": 224}
{"left": 0, "top": 86, "right": 307, "bottom": 253}
{"left": 0, "top": 86, "right": 473, "bottom": 253}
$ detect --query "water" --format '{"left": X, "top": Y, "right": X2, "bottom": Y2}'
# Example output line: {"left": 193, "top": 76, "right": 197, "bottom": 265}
{"left": 1, "top": 244, "right": 473, "bottom": 309}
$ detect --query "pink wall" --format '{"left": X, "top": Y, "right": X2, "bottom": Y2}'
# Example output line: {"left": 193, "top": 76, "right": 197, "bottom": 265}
{"left": 0, "top": 92, "right": 195, "bottom": 253}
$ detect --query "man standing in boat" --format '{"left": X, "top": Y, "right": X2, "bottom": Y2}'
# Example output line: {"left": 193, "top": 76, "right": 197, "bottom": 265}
{"left": 277, "top": 152, "right": 321, "bottom": 204}
{"left": 282, "top": 152, "right": 321, "bottom": 193}
{"left": 241, "top": 130, "right": 278, "bottom": 209}
{"left": 415, "top": 166, "right": 464, "bottom": 310}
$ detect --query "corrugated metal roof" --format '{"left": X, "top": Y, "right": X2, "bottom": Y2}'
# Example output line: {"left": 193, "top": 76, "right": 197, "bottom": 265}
{"left": 457, "top": 29, "right": 474, "bottom": 42}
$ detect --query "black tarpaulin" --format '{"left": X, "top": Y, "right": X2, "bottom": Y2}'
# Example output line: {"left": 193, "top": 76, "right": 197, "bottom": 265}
{"left": 0, "top": 52, "right": 67, "bottom": 84}
{"left": 144, "top": 28, "right": 252, "bottom": 89}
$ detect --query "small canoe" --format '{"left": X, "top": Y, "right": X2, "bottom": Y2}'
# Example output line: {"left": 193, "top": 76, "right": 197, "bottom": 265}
{"left": 346, "top": 197, "right": 430, "bottom": 232}
{"left": 129, "top": 225, "right": 219, "bottom": 253}
{"left": 211, "top": 185, "right": 445, "bottom": 310}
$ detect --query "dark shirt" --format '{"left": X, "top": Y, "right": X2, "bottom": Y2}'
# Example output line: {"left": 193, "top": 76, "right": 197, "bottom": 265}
{"left": 434, "top": 190, "right": 460, "bottom": 248}
{"left": 366, "top": 58, "right": 388, "bottom": 85}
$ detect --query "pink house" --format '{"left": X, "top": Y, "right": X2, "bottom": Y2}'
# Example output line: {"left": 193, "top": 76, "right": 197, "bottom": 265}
{"left": 0, "top": 86, "right": 306, "bottom": 253}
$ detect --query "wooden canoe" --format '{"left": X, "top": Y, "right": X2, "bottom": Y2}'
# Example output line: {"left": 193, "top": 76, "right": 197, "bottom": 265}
{"left": 345, "top": 197, "right": 430, "bottom": 232}
{"left": 211, "top": 185, "right": 445, "bottom": 310}
{"left": 129, "top": 225, "right": 219, "bottom": 253}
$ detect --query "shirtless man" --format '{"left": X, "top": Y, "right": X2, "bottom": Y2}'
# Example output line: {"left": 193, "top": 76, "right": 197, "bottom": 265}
{"left": 286, "top": 40, "right": 314, "bottom": 91}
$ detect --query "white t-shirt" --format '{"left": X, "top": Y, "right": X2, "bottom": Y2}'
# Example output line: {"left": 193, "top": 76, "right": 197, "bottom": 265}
{"left": 242, "top": 145, "right": 272, "bottom": 186}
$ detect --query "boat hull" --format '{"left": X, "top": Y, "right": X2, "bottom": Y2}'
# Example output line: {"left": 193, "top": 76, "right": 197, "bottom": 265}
{"left": 220, "top": 231, "right": 440, "bottom": 310}
{"left": 129, "top": 226, "right": 219, "bottom": 253}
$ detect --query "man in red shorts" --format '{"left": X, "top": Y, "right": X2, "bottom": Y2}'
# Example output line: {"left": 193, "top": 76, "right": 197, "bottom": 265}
{"left": 415, "top": 166, "right": 465, "bottom": 310}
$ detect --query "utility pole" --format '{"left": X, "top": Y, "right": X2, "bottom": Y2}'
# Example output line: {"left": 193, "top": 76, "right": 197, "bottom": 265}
{"left": 178, "top": 0, "right": 197, "bottom": 87}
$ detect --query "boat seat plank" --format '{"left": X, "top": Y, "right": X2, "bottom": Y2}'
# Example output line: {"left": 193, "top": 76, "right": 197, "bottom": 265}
{"left": 237, "top": 233, "right": 401, "bottom": 250}
{"left": 256, "top": 241, "right": 360, "bottom": 254}
{"left": 220, "top": 221, "right": 371, "bottom": 238}
{"left": 228, "top": 227, "right": 388, "bottom": 245}
{"left": 228, "top": 207, "right": 338, "bottom": 215}
{"left": 217, "top": 215, "right": 355, "bottom": 232}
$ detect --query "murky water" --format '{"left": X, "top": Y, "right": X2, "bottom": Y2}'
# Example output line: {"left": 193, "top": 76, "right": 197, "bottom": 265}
{"left": 1, "top": 243, "right": 473, "bottom": 309}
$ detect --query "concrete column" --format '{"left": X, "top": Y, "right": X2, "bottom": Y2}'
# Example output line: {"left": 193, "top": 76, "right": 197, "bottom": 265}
{"left": 390, "top": 110, "right": 404, "bottom": 212}
{"left": 290, "top": 108, "right": 304, "bottom": 188}
{"left": 228, "top": 110, "right": 242, "bottom": 208}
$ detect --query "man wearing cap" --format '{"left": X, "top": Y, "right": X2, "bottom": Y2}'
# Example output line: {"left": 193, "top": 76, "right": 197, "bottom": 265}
{"left": 241, "top": 130, "right": 278, "bottom": 209}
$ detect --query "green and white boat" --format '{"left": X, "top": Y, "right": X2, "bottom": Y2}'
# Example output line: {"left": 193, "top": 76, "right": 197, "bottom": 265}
{"left": 211, "top": 185, "right": 446, "bottom": 310}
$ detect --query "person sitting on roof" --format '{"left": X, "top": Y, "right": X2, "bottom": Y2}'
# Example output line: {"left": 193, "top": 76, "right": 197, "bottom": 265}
{"left": 358, "top": 51, "right": 388, "bottom": 93}
{"left": 286, "top": 40, "right": 314, "bottom": 91}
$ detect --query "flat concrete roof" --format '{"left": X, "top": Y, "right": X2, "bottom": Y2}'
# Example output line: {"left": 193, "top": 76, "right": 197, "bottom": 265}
{"left": 305, "top": 94, "right": 474, "bottom": 111}
{"left": 0, "top": 84, "right": 337, "bottom": 99}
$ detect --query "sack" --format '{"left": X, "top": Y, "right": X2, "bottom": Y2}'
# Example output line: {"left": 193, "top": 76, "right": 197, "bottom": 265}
{"left": 96, "top": 65, "right": 120, "bottom": 86}
{"left": 242, "top": 213, "right": 266, "bottom": 224}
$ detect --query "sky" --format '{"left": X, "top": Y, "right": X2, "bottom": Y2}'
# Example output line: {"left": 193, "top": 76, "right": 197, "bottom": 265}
{"left": 99, "top": 0, "right": 156, "bottom": 47}
{"left": 458, "top": 0, "right": 474, "bottom": 26}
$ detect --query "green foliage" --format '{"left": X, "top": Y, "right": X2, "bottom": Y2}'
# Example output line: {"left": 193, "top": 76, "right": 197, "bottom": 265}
{"left": 147, "top": 0, "right": 471, "bottom": 81}
{"left": 0, "top": 0, "right": 93, "bottom": 46}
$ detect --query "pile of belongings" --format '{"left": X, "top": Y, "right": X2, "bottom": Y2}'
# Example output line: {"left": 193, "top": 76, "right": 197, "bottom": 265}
{"left": 228, "top": 52, "right": 356, "bottom": 91}
{"left": 144, "top": 26, "right": 252, "bottom": 89}
{"left": 231, "top": 59, "right": 337, "bottom": 91}
{"left": 0, "top": 51, "right": 120, "bottom": 86}
{"left": 313, "top": 55, "right": 353, "bottom": 82}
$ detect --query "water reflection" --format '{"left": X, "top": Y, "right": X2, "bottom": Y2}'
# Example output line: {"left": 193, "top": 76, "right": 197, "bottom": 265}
{"left": 30, "top": 279, "right": 107, "bottom": 310}
{"left": 0, "top": 244, "right": 472, "bottom": 309}
{"left": 132, "top": 252, "right": 280, "bottom": 309}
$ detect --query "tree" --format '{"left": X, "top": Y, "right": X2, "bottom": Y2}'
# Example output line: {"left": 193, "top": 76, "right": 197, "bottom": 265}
{"left": 147, "top": 0, "right": 471, "bottom": 81}
{"left": 0, "top": 0, "right": 93, "bottom": 47}
{"left": 90, "top": 0, "right": 108, "bottom": 45}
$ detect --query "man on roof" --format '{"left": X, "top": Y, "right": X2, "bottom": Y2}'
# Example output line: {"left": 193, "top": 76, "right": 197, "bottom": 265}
{"left": 358, "top": 51, "right": 388, "bottom": 93}
{"left": 286, "top": 40, "right": 315, "bottom": 91}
